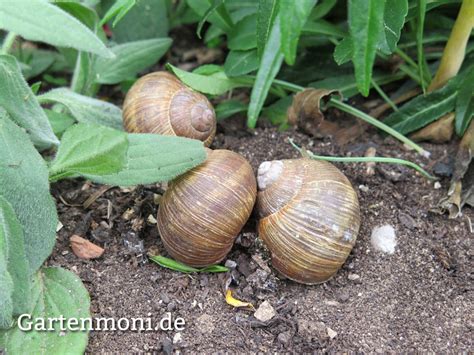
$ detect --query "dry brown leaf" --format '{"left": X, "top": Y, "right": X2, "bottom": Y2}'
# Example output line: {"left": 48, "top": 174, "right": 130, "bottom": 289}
{"left": 225, "top": 290, "right": 255, "bottom": 310}
{"left": 410, "top": 112, "right": 455, "bottom": 143}
{"left": 287, "top": 88, "right": 339, "bottom": 136}
{"left": 70, "top": 234, "right": 104, "bottom": 259}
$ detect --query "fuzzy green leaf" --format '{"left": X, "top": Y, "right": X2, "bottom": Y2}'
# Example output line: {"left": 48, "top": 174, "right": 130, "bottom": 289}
{"left": 49, "top": 124, "right": 128, "bottom": 182}
{"left": 38, "top": 88, "right": 123, "bottom": 130}
{"left": 247, "top": 15, "right": 284, "bottom": 128}
{"left": 455, "top": 66, "right": 474, "bottom": 136}
{"left": 0, "top": 112, "right": 58, "bottom": 276}
{"left": 280, "top": 0, "right": 317, "bottom": 65}
{"left": 348, "top": 0, "right": 386, "bottom": 96}
{"left": 0, "top": 55, "right": 59, "bottom": 150}
{"left": 44, "top": 109, "right": 76, "bottom": 138}
{"left": 81, "top": 133, "right": 207, "bottom": 186}
{"left": 94, "top": 38, "right": 172, "bottom": 84}
{"left": 0, "top": 0, "right": 113, "bottom": 58}
{"left": 224, "top": 49, "right": 259, "bottom": 77}
{"left": 256, "top": 0, "right": 279, "bottom": 58}
{"left": 0, "top": 267, "right": 90, "bottom": 354}
{"left": 100, "top": 0, "right": 136, "bottom": 27}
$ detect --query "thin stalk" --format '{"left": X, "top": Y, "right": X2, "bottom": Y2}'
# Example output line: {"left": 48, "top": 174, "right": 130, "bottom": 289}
{"left": 1, "top": 32, "right": 17, "bottom": 54}
{"left": 395, "top": 48, "right": 419, "bottom": 71}
{"left": 371, "top": 79, "right": 399, "bottom": 112}
{"left": 289, "top": 139, "right": 436, "bottom": 180}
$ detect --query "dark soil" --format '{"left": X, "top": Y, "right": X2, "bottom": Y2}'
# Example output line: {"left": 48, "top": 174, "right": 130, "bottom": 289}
{"left": 47, "top": 118, "right": 473, "bottom": 353}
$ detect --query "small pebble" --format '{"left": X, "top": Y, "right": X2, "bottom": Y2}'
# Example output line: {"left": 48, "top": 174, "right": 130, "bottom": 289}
{"left": 327, "top": 327, "right": 338, "bottom": 339}
{"left": 172, "top": 333, "right": 182, "bottom": 344}
{"left": 434, "top": 181, "right": 442, "bottom": 189}
{"left": 348, "top": 273, "right": 360, "bottom": 281}
{"left": 254, "top": 300, "right": 276, "bottom": 322}
{"left": 225, "top": 259, "right": 237, "bottom": 269}
{"left": 277, "top": 331, "right": 292, "bottom": 345}
{"left": 371, "top": 225, "right": 397, "bottom": 254}
{"left": 359, "top": 184, "right": 369, "bottom": 192}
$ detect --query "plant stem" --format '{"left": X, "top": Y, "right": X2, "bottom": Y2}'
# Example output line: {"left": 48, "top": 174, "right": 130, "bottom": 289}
{"left": 1, "top": 32, "right": 17, "bottom": 54}
{"left": 371, "top": 79, "right": 399, "bottom": 112}
{"left": 289, "top": 139, "right": 436, "bottom": 180}
{"left": 395, "top": 47, "right": 419, "bottom": 71}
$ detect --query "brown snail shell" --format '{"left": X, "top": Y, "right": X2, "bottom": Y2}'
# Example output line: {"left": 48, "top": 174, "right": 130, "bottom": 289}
{"left": 123, "top": 72, "right": 216, "bottom": 146}
{"left": 157, "top": 149, "right": 256, "bottom": 267}
{"left": 256, "top": 158, "right": 360, "bottom": 284}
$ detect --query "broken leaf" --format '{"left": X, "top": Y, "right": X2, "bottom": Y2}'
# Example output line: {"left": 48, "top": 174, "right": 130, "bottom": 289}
{"left": 410, "top": 112, "right": 454, "bottom": 143}
{"left": 225, "top": 289, "right": 254, "bottom": 310}
{"left": 70, "top": 234, "right": 104, "bottom": 259}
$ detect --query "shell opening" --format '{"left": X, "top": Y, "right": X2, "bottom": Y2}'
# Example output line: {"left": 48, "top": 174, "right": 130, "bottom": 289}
{"left": 257, "top": 160, "right": 284, "bottom": 191}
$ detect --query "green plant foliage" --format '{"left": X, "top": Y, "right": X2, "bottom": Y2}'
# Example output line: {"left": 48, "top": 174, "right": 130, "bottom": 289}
{"left": 455, "top": 66, "right": 474, "bottom": 136}
{"left": 0, "top": 0, "right": 113, "bottom": 58}
{"left": 100, "top": 0, "right": 136, "bottom": 27}
{"left": 279, "top": 0, "right": 317, "bottom": 65}
{"left": 0, "top": 112, "right": 58, "bottom": 276}
{"left": 256, "top": 0, "right": 279, "bottom": 58}
{"left": 187, "top": 0, "right": 233, "bottom": 34}
{"left": 55, "top": 1, "right": 100, "bottom": 32}
{"left": 0, "top": 196, "right": 29, "bottom": 329}
{"left": 149, "top": 255, "right": 229, "bottom": 273}
{"left": 44, "top": 109, "right": 76, "bottom": 138}
{"left": 49, "top": 124, "right": 129, "bottom": 182}
{"left": 228, "top": 14, "right": 257, "bottom": 50}
{"left": 0, "top": 267, "right": 90, "bottom": 354}
{"left": 302, "top": 19, "right": 346, "bottom": 37}
{"left": 224, "top": 49, "right": 259, "bottom": 77}
{"left": 13, "top": 49, "right": 58, "bottom": 80}
{"left": 94, "top": 38, "right": 172, "bottom": 84}
{"left": 381, "top": 0, "right": 408, "bottom": 53}
{"left": 81, "top": 133, "right": 207, "bottom": 186}
{"left": 348, "top": 0, "right": 386, "bottom": 96}
{"left": 415, "top": 0, "right": 431, "bottom": 92}
{"left": 197, "top": 0, "right": 227, "bottom": 38}
{"left": 215, "top": 100, "right": 248, "bottom": 120}
{"left": 37, "top": 88, "right": 123, "bottom": 130}
{"left": 0, "top": 55, "right": 59, "bottom": 150}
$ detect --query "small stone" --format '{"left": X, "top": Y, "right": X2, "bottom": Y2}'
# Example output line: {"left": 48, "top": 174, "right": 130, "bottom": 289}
{"left": 172, "top": 332, "right": 182, "bottom": 344}
{"left": 147, "top": 214, "right": 157, "bottom": 224}
{"left": 160, "top": 293, "right": 170, "bottom": 304}
{"left": 398, "top": 212, "right": 416, "bottom": 230}
{"left": 70, "top": 235, "right": 104, "bottom": 259}
{"left": 247, "top": 269, "right": 269, "bottom": 286}
{"left": 196, "top": 314, "right": 215, "bottom": 334}
{"left": 297, "top": 319, "right": 327, "bottom": 341}
{"left": 348, "top": 273, "right": 360, "bottom": 281}
{"left": 254, "top": 300, "right": 276, "bottom": 322}
{"left": 434, "top": 181, "right": 442, "bottom": 189}
{"left": 225, "top": 259, "right": 237, "bottom": 269}
{"left": 277, "top": 331, "right": 292, "bottom": 345}
{"left": 359, "top": 184, "right": 369, "bottom": 192}
{"left": 161, "top": 338, "right": 173, "bottom": 355}
{"left": 371, "top": 224, "right": 397, "bottom": 254}
{"left": 167, "top": 301, "right": 177, "bottom": 311}
{"left": 327, "top": 327, "right": 338, "bottom": 339}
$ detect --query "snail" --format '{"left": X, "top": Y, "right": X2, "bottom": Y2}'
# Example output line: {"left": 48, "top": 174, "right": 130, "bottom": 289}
{"left": 157, "top": 149, "right": 256, "bottom": 267}
{"left": 256, "top": 158, "right": 360, "bottom": 284}
{"left": 122, "top": 72, "right": 216, "bottom": 146}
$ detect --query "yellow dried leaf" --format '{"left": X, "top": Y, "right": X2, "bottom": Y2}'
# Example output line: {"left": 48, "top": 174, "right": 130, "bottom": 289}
{"left": 225, "top": 290, "right": 254, "bottom": 310}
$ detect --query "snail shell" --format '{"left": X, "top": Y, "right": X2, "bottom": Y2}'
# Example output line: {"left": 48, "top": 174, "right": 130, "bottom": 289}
{"left": 157, "top": 149, "right": 256, "bottom": 267}
{"left": 256, "top": 158, "right": 360, "bottom": 284}
{"left": 123, "top": 72, "right": 216, "bottom": 146}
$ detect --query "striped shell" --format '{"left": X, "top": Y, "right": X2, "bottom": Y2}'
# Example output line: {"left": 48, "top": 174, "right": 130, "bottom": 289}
{"left": 256, "top": 158, "right": 360, "bottom": 284}
{"left": 123, "top": 72, "right": 216, "bottom": 146}
{"left": 157, "top": 149, "right": 256, "bottom": 267}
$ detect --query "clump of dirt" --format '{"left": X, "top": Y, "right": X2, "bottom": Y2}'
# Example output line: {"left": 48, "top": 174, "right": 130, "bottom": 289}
{"left": 48, "top": 121, "right": 473, "bottom": 353}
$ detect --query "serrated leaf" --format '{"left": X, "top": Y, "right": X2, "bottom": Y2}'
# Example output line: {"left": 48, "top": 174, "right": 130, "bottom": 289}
{"left": 228, "top": 14, "right": 257, "bottom": 50}
{"left": 384, "top": 77, "right": 460, "bottom": 134}
{"left": 37, "top": 88, "right": 123, "bottom": 130}
{"left": 0, "top": 0, "right": 113, "bottom": 58}
{"left": 0, "top": 196, "right": 30, "bottom": 329}
{"left": 348, "top": 0, "right": 386, "bottom": 96}
{"left": 0, "top": 267, "right": 90, "bottom": 354}
{"left": 0, "top": 112, "right": 58, "bottom": 276}
{"left": 224, "top": 49, "right": 259, "bottom": 77}
{"left": 0, "top": 55, "right": 59, "bottom": 150}
{"left": 49, "top": 124, "right": 128, "bottom": 182}
{"left": 247, "top": 15, "right": 284, "bottom": 128}
{"left": 167, "top": 64, "right": 247, "bottom": 95}
{"left": 94, "top": 38, "right": 172, "bottom": 84}
{"left": 81, "top": 133, "right": 207, "bottom": 186}
{"left": 257, "top": 0, "right": 279, "bottom": 59}
{"left": 100, "top": 0, "right": 136, "bottom": 27}
{"left": 215, "top": 100, "right": 248, "bottom": 120}
{"left": 279, "top": 0, "right": 317, "bottom": 65}
{"left": 455, "top": 66, "right": 474, "bottom": 136}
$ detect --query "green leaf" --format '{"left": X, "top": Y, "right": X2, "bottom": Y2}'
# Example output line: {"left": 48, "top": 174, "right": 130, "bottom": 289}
{"left": 0, "top": 267, "right": 90, "bottom": 354}
{"left": 0, "top": 0, "right": 113, "bottom": 58}
{"left": 167, "top": 64, "right": 247, "bottom": 95}
{"left": 348, "top": 0, "right": 386, "bottom": 96}
{"left": 55, "top": 1, "right": 99, "bottom": 31}
{"left": 302, "top": 19, "right": 346, "bottom": 37}
{"left": 110, "top": 0, "right": 169, "bottom": 43}
{"left": 228, "top": 14, "right": 257, "bottom": 50}
{"left": 381, "top": 0, "right": 408, "bottom": 53}
{"left": 416, "top": 0, "right": 430, "bottom": 92}
{"left": 0, "top": 196, "right": 30, "bottom": 329}
{"left": 0, "top": 55, "right": 59, "bottom": 150}
{"left": 384, "top": 77, "right": 459, "bottom": 134}
{"left": 13, "top": 48, "right": 58, "bottom": 80}
{"left": 100, "top": 0, "right": 136, "bottom": 27}
{"left": 247, "top": 16, "right": 284, "bottom": 128}
{"left": 262, "top": 95, "right": 293, "bottom": 126}
{"left": 455, "top": 67, "right": 474, "bottom": 136}
{"left": 94, "top": 38, "right": 172, "bottom": 85}
{"left": 224, "top": 49, "right": 259, "bottom": 77}
{"left": 0, "top": 112, "right": 58, "bottom": 276}
{"left": 49, "top": 124, "right": 128, "bottom": 182}
{"left": 197, "top": 0, "right": 226, "bottom": 38}
{"left": 187, "top": 0, "right": 233, "bottom": 34}
{"left": 333, "top": 37, "right": 353, "bottom": 65}
{"left": 82, "top": 134, "right": 207, "bottom": 186}
{"left": 310, "top": 0, "right": 337, "bottom": 19}
{"left": 215, "top": 100, "right": 248, "bottom": 120}
{"left": 149, "top": 255, "right": 229, "bottom": 273}
{"left": 279, "top": 0, "right": 317, "bottom": 66}
{"left": 37, "top": 88, "right": 123, "bottom": 130}
{"left": 71, "top": 52, "right": 97, "bottom": 95}
{"left": 45, "top": 109, "right": 76, "bottom": 138}
{"left": 256, "top": 0, "right": 279, "bottom": 59}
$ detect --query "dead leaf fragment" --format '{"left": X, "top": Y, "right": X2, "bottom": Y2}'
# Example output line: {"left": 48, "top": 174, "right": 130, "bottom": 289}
{"left": 410, "top": 112, "right": 454, "bottom": 143}
{"left": 225, "top": 290, "right": 254, "bottom": 310}
{"left": 70, "top": 234, "right": 104, "bottom": 259}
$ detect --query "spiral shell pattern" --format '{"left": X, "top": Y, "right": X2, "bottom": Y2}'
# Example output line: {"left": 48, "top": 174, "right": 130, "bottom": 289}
{"left": 123, "top": 72, "right": 216, "bottom": 146}
{"left": 157, "top": 149, "right": 257, "bottom": 267}
{"left": 257, "top": 158, "right": 360, "bottom": 284}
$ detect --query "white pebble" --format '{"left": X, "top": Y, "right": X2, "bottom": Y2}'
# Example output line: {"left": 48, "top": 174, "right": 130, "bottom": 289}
{"left": 371, "top": 225, "right": 397, "bottom": 254}
{"left": 359, "top": 184, "right": 369, "bottom": 192}
{"left": 434, "top": 181, "right": 441, "bottom": 189}
{"left": 254, "top": 301, "right": 276, "bottom": 322}
{"left": 173, "top": 333, "right": 182, "bottom": 344}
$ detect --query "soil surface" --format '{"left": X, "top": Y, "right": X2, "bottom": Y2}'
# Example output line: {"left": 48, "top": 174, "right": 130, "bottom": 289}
{"left": 47, "top": 117, "right": 473, "bottom": 353}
